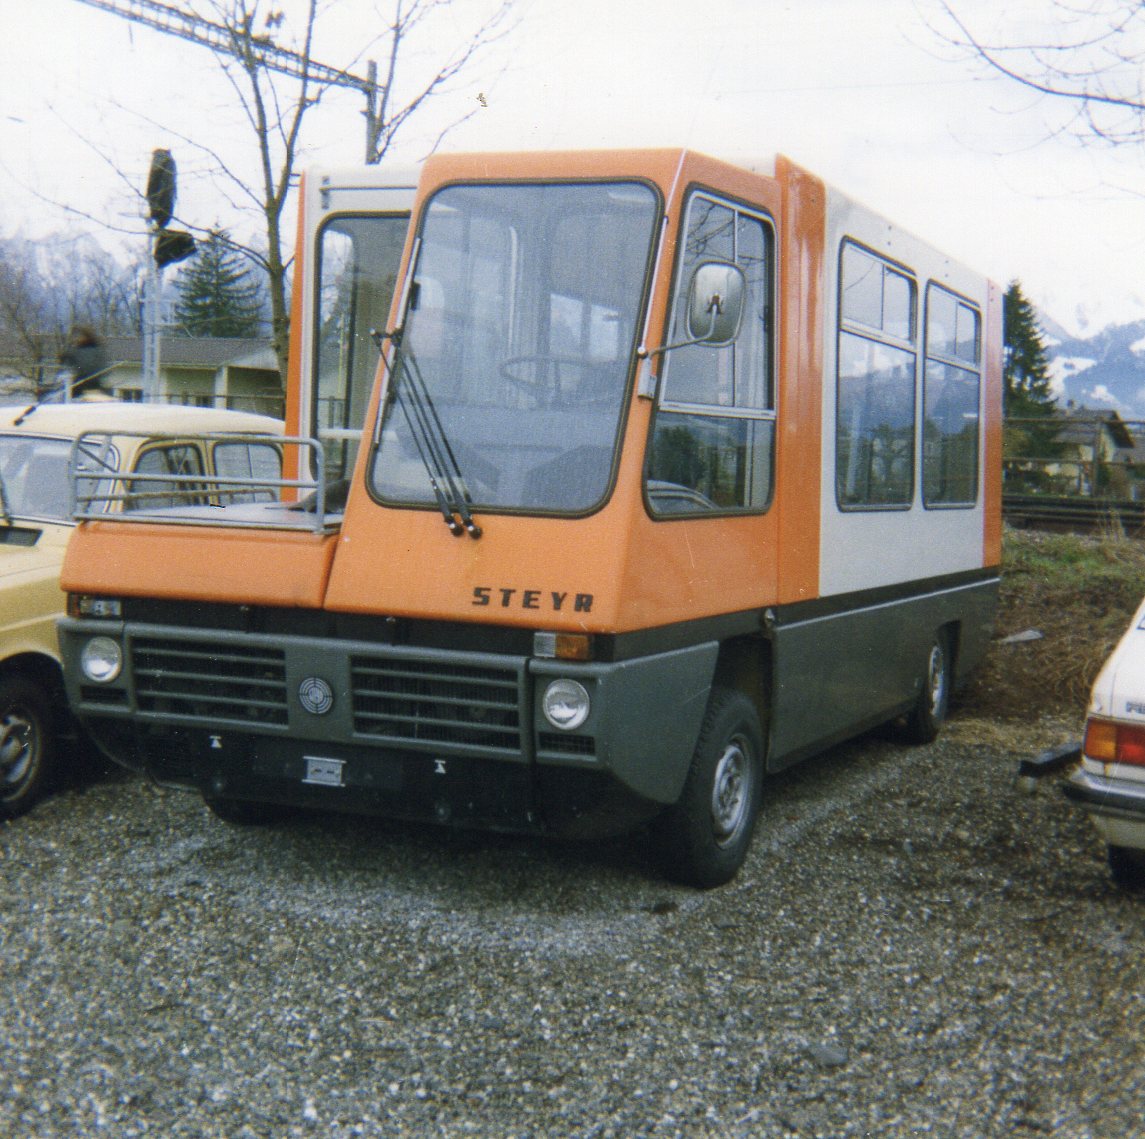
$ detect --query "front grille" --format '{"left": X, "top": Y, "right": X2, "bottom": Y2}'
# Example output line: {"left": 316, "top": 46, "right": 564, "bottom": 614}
{"left": 132, "top": 638, "right": 289, "bottom": 725}
{"left": 538, "top": 732, "right": 596, "bottom": 757}
{"left": 79, "top": 685, "right": 129, "bottom": 708}
{"left": 351, "top": 656, "right": 521, "bottom": 753}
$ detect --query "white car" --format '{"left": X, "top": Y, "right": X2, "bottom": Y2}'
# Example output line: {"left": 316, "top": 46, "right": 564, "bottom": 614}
{"left": 0, "top": 399, "right": 283, "bottom": 818}
{"left": 1065, "top": 594, "right": 1145, "bottom": 889}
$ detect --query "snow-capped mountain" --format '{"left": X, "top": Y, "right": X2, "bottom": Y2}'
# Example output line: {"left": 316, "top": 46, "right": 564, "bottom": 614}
{"left": 1044, "top": 315, "right": 1145, "bottom": 420}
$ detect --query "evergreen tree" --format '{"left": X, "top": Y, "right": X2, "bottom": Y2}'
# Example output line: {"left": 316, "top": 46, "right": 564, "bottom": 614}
{"left": 172, "top": 229, "right": 265, "bottom": 338}
{"left": 1003, "top": 280, "right": 1055, "bottom": 417}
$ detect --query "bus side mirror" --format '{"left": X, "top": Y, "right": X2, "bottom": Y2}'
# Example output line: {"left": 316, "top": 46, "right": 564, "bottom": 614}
{"left": 687, "top": 261, "right": 746, "bottom": 345}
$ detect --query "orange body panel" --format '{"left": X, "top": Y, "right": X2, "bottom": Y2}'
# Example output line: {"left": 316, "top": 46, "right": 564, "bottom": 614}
{"left": 325, "top": 446, "right": 782, "bottom": 634}
{"left": 61, "top": 522, "right": 338, "bottom": 609}
{"left": 63, "top": 149, "right": 997, "bottom": 635}
{"left": 281, "top": 174, "right": 309, "bottom": 486}
{"left": 325, "top": 150, "right": 826, "bottom": 632}
{"left": 773, "top": 157, "right": 825, "bottom": 605}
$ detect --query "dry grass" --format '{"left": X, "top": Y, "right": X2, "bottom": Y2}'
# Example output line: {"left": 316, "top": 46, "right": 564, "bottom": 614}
{"left": 962, "top": 525, "right": 1145, "bottom": 723}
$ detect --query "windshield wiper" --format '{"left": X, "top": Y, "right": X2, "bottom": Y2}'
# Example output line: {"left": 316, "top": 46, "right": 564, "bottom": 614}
{"left": 387, "top": 347, "right": 482, "bottom": 539}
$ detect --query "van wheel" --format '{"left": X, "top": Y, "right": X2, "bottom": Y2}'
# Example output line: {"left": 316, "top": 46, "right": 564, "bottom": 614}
{"left": 903, "top": 630, "right": 950, "bottom": 744}
{"left": 0, "top": 675, "right": 58, "bottom": 818}
{"left": 653, "top": 687, "right": 763, "bottom": 889}
{"left": 1107, "top": 844, "right": 1145, "bottom": 890}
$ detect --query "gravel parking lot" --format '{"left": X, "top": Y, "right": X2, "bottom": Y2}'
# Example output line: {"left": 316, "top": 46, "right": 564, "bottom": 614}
{"left": 2, "top": 710, "right": 1142, "bottom": 1138}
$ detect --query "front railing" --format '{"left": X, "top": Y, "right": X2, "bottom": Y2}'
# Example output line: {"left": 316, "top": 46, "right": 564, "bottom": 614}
{"left": 69, "top": 432, "right": 338, "bottom": 533}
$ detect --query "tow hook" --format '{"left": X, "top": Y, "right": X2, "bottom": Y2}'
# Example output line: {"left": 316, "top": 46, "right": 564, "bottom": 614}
{"left": 1016, "top": 741, "right": 1082, "bottom": 794}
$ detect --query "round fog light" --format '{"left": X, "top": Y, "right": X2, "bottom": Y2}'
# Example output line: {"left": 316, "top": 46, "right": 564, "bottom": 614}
{"left": 81, "top": 636, "right": 123, "bottom": 683}
{"left": 542, "top": 679, "right": 590, "bottom": 731}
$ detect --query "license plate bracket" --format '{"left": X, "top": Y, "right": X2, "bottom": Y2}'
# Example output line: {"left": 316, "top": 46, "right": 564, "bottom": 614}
{"left": 302, "top": 756, "right": 345, "bottom": 787}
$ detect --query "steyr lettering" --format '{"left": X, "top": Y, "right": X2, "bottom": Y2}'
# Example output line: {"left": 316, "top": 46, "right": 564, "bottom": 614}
{"left": 472, "top": 586, "right": 593, "bottom": 613}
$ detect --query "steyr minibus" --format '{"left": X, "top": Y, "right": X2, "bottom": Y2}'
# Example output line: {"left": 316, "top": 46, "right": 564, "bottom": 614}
{"left": 60, "top": 149, "right": 1002, "bottom": 886}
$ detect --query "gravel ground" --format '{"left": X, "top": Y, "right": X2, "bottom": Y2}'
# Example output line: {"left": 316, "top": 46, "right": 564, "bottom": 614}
{"left": 2, "top": 709, "right": 1143, "bottom": 1139}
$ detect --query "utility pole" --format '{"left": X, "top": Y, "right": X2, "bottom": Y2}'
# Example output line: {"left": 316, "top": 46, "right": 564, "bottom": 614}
{"left": 143, "top": 148, "right": 195, "bottom": 399}
{"left": 72, "top": 0, "right": 382, "bottom": 163}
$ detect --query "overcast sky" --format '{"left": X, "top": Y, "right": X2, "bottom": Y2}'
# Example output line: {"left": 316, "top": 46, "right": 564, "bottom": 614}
{"left": 2, "top": 0, "right": 1143, "bottom": 337}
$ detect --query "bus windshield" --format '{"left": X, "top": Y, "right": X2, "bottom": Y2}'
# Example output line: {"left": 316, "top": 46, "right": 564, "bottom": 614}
{"left": 369, "top": 181, "right": 659, "bottom": 517}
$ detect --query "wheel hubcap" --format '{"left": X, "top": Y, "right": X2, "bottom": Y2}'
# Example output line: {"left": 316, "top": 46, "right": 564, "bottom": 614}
{"left": 0, "top": 710, "right": 35, "bottom": 789}
{"left": 711, "top": 736, "right": 750, "bottom": 844}
{"left": 926, "top": 644, "right": 947, "bottom": 713}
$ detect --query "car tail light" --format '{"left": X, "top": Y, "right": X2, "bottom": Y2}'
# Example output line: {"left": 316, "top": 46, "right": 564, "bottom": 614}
{"left": 1084, "top": 717, "right": 1145, "bottom": 767}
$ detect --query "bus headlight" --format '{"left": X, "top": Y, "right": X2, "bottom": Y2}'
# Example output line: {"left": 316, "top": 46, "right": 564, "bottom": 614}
{"left": 81, "top": 636, "right": 123, "bottom": 684}
{"left": 541, "top": 679, "right": 590, "bottom": 731}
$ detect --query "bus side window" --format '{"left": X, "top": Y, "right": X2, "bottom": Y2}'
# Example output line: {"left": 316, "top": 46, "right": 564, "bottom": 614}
{"left": 923, "top": 284, "right": 981, "bottom": 508}
{"left": 836, "top": 242, "right": 917, "bottom": 509}
{"left": 647, "top": 196, "right": 776, "bottom": 516}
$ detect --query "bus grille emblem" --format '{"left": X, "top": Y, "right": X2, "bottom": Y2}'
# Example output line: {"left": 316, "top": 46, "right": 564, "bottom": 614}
{"left": 299, "top": 676, "right": 335, "bottom": 716}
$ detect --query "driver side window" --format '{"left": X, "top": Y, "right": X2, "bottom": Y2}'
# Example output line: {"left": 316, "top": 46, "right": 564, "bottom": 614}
{"left": 646, "top": 193, "right": 776, "bottom": 516}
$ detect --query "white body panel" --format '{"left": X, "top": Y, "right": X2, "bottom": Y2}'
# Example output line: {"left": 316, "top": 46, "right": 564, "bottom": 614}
{"left": 817, "top": 186, "right": 993, "bottom": 597}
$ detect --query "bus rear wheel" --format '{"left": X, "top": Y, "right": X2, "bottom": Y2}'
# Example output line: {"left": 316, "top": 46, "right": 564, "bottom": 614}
{"left": 903, "top": 630, "right": 951, "bottom": 745}
{"left": 654, "top": 686, "right": 763, "bottom": 889}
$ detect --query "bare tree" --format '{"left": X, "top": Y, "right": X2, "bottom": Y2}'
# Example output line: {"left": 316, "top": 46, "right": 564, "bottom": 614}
{"left": 0, "top": 233, "right": 137, "bottom": 389}
{"left": 142, "top": 0, "right": 514, "bottom": 380}
{"left": 0, "top": 239, "right": 52, "bottom": 387}
{"left": 934, "top": 2, "right": 1145, "bottom": 147}
{"left": 364, "top": 0, "right": 514, "bottom": 164}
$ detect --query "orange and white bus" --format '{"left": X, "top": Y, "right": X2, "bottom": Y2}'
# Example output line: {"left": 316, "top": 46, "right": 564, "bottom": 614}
{"left": 60, "top": 149, "right": 1001, "bottom": 887}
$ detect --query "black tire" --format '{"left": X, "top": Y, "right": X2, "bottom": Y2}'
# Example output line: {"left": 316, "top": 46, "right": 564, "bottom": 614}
{"left": 0, "top": 674, "right": 59, "bottom": 819}
{"left": 202, "top": 795, "right": 287, "bottom": 826}
{"left": 1107, "top": 844, "right": 1145, "bottom": 891}
{"left": 903, "top": 630, "right": 951, "bottom": 745}
{"left": 653, "top": 686, "right": 764, "bottom": 889}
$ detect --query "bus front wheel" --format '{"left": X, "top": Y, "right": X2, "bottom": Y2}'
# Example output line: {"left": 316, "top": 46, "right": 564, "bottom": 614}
{"left": 654, "top": 686, "right": 764, "bottom": 889}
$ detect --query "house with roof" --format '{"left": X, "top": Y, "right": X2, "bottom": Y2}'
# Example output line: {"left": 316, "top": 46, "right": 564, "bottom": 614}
{"left": 0, "top": 333, "right": 282, "bottom": 417}
{"left": 99, "top": 336, "right": 282, "bottom": 416}
{"left": 1004, "top": 405, "right": 1138, "bottom": 497}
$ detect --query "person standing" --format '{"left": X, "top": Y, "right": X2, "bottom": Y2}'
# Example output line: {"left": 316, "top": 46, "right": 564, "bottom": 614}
{"left": 60, "top": 327, "right": 109, "bottom": 396}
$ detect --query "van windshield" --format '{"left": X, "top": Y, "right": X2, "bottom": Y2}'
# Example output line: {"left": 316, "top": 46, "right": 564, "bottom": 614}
{"left": 369, "top": 181, "right": 659, "bottom": 516}
{"left": 0, "top": 436, "right": 113, "bottom": 522}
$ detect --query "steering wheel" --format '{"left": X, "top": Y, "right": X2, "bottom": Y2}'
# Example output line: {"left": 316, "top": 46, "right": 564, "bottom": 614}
{"left": 500, "top": 354, "right": 592, "bottom": 409}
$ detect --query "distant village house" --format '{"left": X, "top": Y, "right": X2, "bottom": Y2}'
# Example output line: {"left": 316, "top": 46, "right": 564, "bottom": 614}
{"left": 0, "top": 334, "right": 282, "bottom": 418}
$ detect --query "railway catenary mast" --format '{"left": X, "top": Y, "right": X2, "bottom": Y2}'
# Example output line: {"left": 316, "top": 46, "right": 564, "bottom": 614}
{"left": 73, "top": 0, "right": 385, "bottom": 162}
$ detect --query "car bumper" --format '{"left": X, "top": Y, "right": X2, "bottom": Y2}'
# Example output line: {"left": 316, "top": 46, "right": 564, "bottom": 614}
{"left": 1064, "top": 767, "right": 1145, "bottom": 852}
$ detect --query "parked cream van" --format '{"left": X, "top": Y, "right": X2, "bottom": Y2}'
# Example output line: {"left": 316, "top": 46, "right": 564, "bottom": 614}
{"left": 0, "top": 400, "right": 282, "bottom": 818}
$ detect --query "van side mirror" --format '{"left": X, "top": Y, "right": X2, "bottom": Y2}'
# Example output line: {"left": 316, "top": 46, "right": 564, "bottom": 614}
{"left": 687, "top": 261, "right": 746, "bottom": 345}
